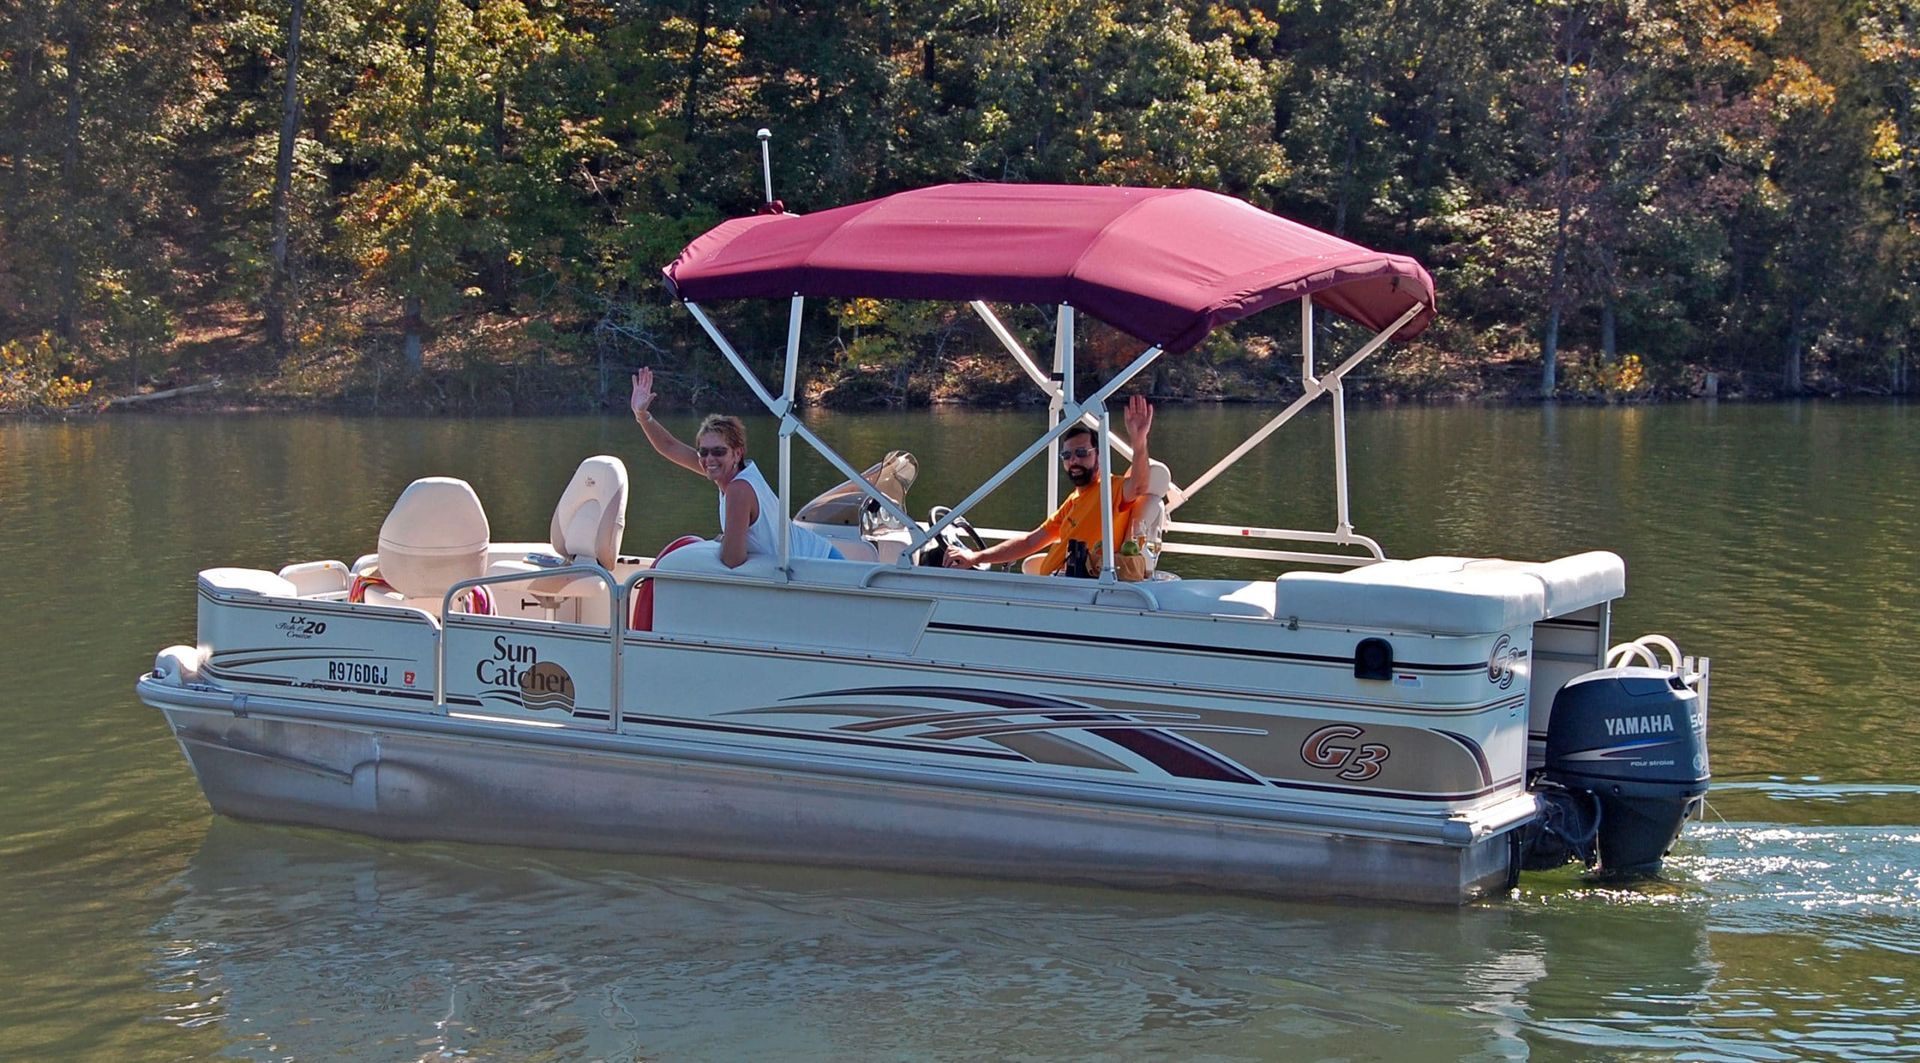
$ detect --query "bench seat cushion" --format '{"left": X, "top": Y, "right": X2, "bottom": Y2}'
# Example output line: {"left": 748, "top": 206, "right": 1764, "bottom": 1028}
{"left": 1274, "top": 551, "right": 1624, "bottom": 635}
{"left": 1149, "top": 579, "right": 1277, "bottom": 618}
{"left": 199, "top": 567, "right": 298, "bottom": 599}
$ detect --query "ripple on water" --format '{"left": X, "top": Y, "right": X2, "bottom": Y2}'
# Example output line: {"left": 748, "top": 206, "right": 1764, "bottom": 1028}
{"left": 1675, "top": 823, "right": 1920, "bottom": 934}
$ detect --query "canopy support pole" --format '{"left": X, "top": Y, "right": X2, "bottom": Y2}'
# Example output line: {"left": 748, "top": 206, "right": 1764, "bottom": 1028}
{"left": 777, "top": 296, "right": 803, "bottom": 578}
{"left": 970, "top": 300, "right": 1140, "bottom": 461}
{"left": 972, "top": 300, "right": 1052, "bottom": 392}
{"left": 1172, "top": 304, "right": 1421, "bottom": 523}
{"left": 969, "top": 300, "right": 1074, "bottom": 509}
{"left": 1302, "top": 295, "right": 1314, "bottom": 385}
{"left": 919, "top": 340, "right": 1163, "bottom": 550}
{"left": 1097, "top": 405, "right": 1116, "bottom": 582}
{"left": 1331, "top": 376, "right": 1353, "bottom": 537}
{"left": 1055, "top": 305, "right": 1073, "bottom": 513}
{"left": 1306, "top": 294, "right": 1357, "bottom": 536}
{"left": 684, "top": 300, "right": 924, "bottom": 550}
{"left": 687, "top": 302, "right": 784, "bottom": 412}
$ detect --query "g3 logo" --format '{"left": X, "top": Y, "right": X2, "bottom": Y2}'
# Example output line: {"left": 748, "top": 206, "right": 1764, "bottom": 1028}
{"left": 1488, "top": 634, "right": 1521, "bottom": 690}
{"left": 1301, "top": 725, "right": 1391, "bottom": 781}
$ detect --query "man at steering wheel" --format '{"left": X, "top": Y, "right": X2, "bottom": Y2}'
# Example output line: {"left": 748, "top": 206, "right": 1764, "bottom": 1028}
{"left": 944, "top": 395, "right": 1154, "bottom": 576}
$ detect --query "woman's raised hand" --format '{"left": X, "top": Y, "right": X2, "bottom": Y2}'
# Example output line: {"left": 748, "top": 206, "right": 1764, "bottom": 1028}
{"left": 630, "top": 368, "right": 655, "bottom": 420}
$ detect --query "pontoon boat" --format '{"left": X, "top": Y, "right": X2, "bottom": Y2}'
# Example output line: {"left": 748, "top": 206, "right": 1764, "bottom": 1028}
{"left": 140, "top": 184, "right": 1710, "bottom": 904}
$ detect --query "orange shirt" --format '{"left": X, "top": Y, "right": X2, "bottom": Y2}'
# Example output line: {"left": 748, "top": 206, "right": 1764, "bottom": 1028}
{"left": 1036, "top": 481, "right": 1140, "bottom": 576}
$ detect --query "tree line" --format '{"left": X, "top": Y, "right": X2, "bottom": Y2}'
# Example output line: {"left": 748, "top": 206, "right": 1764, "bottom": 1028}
{"left": 3, "top": 0, "right": 1916, "bottom": 411}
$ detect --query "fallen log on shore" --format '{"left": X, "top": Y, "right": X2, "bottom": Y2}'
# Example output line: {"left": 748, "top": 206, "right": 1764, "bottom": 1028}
{"left": 107, "top": 379, "right": 224, "bottom": 406}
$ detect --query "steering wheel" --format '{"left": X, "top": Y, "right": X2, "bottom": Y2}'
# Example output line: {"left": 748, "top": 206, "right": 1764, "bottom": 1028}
{"left": 918, "top": 509, "right": 989, "bottom": 567}
{"left": 949, "top": 514, "right": 987, "bottom": 554}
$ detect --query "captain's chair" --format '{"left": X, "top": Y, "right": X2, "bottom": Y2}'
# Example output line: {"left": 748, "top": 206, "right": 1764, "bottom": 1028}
{"left": 1019, "top": 459, "right": 1176, "bottom": 577}
{"left": 488, "top": 455, "right": 628, "bottom": 622}
{"left": 1132, "top": 459, "right": 1179, "bottom": 577}
{"left": 358, "top": 476, "right": 492, "bottom": 614}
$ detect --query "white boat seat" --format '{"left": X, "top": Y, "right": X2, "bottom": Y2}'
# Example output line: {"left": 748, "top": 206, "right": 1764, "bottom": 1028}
{"left": 648, "top": 542, "right": 892, "bottom": 631}
{"left": 372, "top": 477, "right": 491, "bottom": 614}
{"left": 1133, "top": 458, "right": 1174, "bottom": 536}
{"left": 357, "top": 584, "right": 478, "bottom": 615}
{"left": 200, "top": 567, "right": 299, "bottom": 599}
{"left": 548, "top": 455, "right": 629, "bottom": 568}
{"left": 1149, "top": 578, "right": 1276, "bottom": 618}
{"left": 277, "top": 560, "right": 349, "bottom": 598}
{"left": 487, "top": 455, "right": 628, "bottom": 614}
{"left": 829, "top": 536, "right": 881, "bottom": 563}
{"left": 1133, "top": 459, "right": 1176, "bottom": 577}
{"left": 648, "top": 541, "right": 877, "bottom": 585}
{"left": 1274, "top": 551, "right": 1626, "bottom": 635}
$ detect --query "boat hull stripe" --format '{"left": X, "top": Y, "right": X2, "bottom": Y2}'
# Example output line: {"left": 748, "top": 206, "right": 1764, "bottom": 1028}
{"left": 925, "top": 621, "right": 1490, "bottom": 671}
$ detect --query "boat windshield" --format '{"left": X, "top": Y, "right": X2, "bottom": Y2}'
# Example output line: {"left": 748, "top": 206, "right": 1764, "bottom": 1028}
{"left": 794, "top": 450, "right": 918, "bottom": 527}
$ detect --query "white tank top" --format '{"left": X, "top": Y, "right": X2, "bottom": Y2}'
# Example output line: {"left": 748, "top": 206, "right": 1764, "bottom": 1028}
{"left": 721, "top": 460, "right": 838, "bottom": 561}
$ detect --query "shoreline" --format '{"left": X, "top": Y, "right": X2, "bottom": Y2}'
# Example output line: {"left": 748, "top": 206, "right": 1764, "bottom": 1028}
{"left": 16, "top": 384, "right": 1904, "bottom": 419}
{"left": 10, "top": 330, "right": 1901, "bottom": 418}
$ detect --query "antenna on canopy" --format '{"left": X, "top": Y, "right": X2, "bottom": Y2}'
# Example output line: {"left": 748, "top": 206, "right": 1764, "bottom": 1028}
{"left": 756, "top": 128, "right": 776, "bottom": 209}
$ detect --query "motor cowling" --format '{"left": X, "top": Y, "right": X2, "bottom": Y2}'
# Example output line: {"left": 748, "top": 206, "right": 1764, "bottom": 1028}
{"left": 1539, "top": 666, "right": 1709, "bottom": 874}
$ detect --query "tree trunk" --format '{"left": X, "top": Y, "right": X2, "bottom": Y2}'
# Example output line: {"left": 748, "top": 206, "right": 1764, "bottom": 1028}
{"left": 683, "top": 0, "right": 710, "bottom": 142}
{"left": 1404, "top": 105, "right": 1441, "bottom": 241}
{"left": 266, "top": 0, "right": 305, "bottom": 362}
{"left": 492, "top": 77, "right": 506, "bottom": 157}
{"left": 55, "top": 6, "right": 83, "bottom": 342}
{"left": 486, "top": 73, "right": 511, "bottom": 308}
{"left": 1542, "top": 305, "right": 1561, "bottom": 396}
{"left": 1784, "top": 298, "right": 1804, "bottom": 394}
{"left": 1541, "top": 17, "right": 1575, "bottom": 398}
{"left": 404, "top": 10, "right": 436, "bottom": 375}
{"left": 1334, "top": 123, "right": 1358, "bottom": 236}
{"left": 1333, "top": 6, "right": 1393, "bottom": 237}
{"left": 403, "top": 294, "right": 424, "bottom": 373}
{"left": 5, "top": 4, "right": 41, "bottom": 238}
{"left": 1600, "top": 297, "right": 1616, "bottom": 362}
{"left": 1541, "top": 194, "right": 1569, "bottom": 396}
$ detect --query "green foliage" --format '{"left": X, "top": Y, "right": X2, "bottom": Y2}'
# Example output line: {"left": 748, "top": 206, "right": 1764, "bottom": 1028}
{"left": 1563, "top": 351, "right": 1649, "bottom": 397}
{"left": 0, "top": 333, "right": 96, "bottom": 411}
{"left": 3, "top": 0, "right": 1919, "bottom": 408}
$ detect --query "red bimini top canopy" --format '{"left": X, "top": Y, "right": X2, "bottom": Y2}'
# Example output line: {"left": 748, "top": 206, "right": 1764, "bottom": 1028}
{"left": 663, "top": 183, "right": 1435, "bottom": 353}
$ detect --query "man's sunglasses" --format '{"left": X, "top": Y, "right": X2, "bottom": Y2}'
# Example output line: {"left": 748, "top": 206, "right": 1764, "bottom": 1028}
{"left": 696, "top": 445, "right": 733, "bottom": 458}
{"left": 1059, "top": 446, "right": 1097, "bottom": 461}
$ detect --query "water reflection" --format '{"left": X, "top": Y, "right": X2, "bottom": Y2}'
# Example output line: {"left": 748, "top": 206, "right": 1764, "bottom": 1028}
{"left": 153, "top": 822, "right": 1736, "bottom": 1061}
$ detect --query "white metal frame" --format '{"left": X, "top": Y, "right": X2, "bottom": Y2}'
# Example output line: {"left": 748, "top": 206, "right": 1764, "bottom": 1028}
{"left": 681, "top": 292, "right": 1424, "bottom": 576}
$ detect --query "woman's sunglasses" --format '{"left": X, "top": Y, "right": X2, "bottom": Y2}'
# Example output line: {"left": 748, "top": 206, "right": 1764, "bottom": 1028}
{"left": 696, "top": 445, "right": 733, "bottom": 459}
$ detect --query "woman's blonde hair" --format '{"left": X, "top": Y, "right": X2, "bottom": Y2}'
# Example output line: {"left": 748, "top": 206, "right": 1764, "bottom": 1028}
{"left": 696, "top": 413, "right": 748, "bottom": 457}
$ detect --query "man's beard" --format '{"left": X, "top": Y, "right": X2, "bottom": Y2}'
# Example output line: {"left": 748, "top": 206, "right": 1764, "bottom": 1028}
{"left": 1065, "top": 465, "right": 1094, "bottom": 487}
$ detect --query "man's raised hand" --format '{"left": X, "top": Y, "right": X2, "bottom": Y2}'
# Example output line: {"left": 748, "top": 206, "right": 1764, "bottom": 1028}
{"left": 1125, "top": 393, "right": 1154, "bottom": 441}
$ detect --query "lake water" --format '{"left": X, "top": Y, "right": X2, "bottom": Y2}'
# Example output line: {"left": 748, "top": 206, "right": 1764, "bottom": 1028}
{"left": 1, "top": 400, "right": 1916, "bottom": 1060}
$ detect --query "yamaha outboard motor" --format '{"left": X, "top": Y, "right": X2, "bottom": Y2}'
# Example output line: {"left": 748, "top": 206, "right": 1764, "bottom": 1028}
{"left": 1524, "top": 666, "right": 1710, "bottom": 874}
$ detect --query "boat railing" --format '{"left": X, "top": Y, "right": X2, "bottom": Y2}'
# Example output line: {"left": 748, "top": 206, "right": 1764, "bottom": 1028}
{"left": 617, "top": 555, "right": 1165, "bottom": 612}
{"left": 1158, "top": 523, "right": 1386, "bottom": 568}
{"left": 856, "top": 561, "right": 1160, "bottom": 610}
{"left": 439, "top": 564, "right": 623, "bottom": 727}
{"left": 967, "top": 522, "right": 1386, "bottom": 570}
